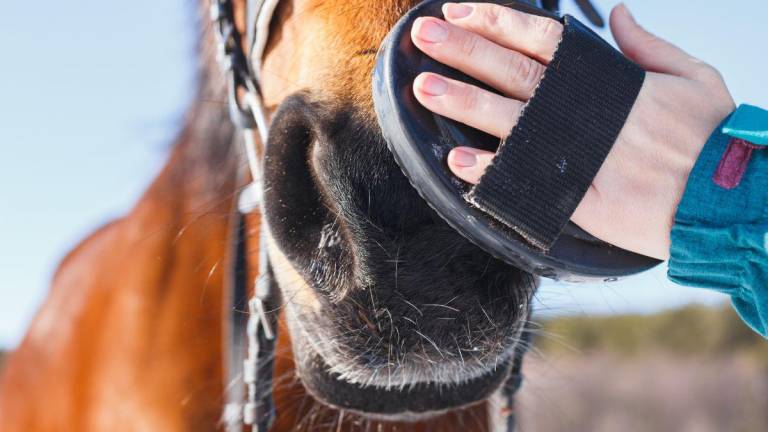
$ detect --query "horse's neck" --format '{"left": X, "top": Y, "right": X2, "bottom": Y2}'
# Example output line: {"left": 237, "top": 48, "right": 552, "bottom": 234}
{"left": 0, "top": 2, "right": 247, "bottom": 427}
{"left": 0, "top": 105, "right": 240, "bottom": 430}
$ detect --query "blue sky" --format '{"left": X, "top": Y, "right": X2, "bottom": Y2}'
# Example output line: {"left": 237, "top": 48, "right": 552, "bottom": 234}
{"left": 1, "top": 0, "right": 765, "bottom": 348}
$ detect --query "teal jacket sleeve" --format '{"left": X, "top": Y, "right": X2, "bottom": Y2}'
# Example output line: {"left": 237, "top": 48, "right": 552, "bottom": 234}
{"left": 668, "top": 104, "right": 768, "bottom": 337}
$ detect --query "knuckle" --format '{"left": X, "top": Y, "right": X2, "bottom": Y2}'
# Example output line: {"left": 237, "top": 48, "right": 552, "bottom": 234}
{"left": 695, "top": 64, "right": 723, "bottom": 83}
{"left": 482, "top": 4, "right": 503, "bottom": 30}
{"left": 459, "top": 85, "right": 479, "bottom": 112}
{"left": 506, "top": 55, "right": 541, "bottom": 94}
{"left": 535, "top": 17, "right": 561, "bottom": 46}
{"left": 458, "top": 33, "right": 481, "bottom": 58}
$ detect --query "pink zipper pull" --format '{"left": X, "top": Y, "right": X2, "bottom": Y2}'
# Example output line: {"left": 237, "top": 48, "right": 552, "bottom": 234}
{"left": 713, "top": 138, "right": 765, "bottom": 190}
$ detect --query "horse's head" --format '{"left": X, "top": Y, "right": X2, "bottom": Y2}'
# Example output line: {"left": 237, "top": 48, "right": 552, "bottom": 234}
{"left": 254, "top": 0, "right": 536, "bottom": 419}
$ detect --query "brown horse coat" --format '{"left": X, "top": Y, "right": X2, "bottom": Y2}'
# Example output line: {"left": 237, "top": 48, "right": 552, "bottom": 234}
{"left": 0, "top": 1, "right": 512, "bottom": 430}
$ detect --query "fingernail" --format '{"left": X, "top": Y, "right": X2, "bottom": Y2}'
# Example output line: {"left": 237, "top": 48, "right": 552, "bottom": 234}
{"left": 417, "top": 74, "right": 448, "bottom": 96}
{"left": 443, "top": 3, "right": 473, "bottom": 20}
{"left": 449, "top": 148, "right": 477, "bottom": 168}
{"left": 415, "top": 18, "right": 448, "bottom": 43}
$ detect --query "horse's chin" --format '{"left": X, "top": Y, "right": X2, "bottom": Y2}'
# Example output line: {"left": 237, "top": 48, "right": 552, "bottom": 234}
{"left": 272, "top": 246, "right": 527, "bottom": 420}
{"left": 293, "top": 336, "right": 513, "bottom": 421}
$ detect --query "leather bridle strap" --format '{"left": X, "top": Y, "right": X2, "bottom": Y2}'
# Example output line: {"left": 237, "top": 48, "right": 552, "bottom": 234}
{"left": 224, "top": 210, "right": 281, "bottom": 432}
{"left": 246, "top": 0, "right": 281, "bottom": 82}
{"left": 211, "top": 0, "right": 279, "bottom": 431}
{"left": 224, "top": 213, "right": 275, "bottom": 432}
{"left": 210, "top": 0, "right": 271, "bottom": 139}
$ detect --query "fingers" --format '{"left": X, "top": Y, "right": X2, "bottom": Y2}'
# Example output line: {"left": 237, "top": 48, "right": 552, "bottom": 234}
{"left": 610, "top": 4, "right": 707, "bottom": 78}
{"left": 447, "top": 147, "right": 494, "bottom": 184}
{"left": 411, "top": 17, "right": 546, "bottom": 100}
{"left": 413, "top": 72, "right": 522, "bottom": 138}
{"left": 441, "top": 2, "right": 564, "bottom": 64}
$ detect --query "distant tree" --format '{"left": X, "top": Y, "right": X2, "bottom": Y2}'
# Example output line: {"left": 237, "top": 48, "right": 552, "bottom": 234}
{"left": 536, "top": 304, "right": 768, "bottom": 361}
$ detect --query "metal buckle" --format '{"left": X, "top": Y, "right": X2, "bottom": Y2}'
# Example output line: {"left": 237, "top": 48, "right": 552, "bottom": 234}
{"left": 248, "top": 297, "right": 274, "bottom": 341}
{"left": 243, "top": 296, "right": 274, "bottom": 427}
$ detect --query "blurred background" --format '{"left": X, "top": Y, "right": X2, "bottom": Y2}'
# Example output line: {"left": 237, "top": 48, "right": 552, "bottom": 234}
{"left": 1, "top": 0, "right": 766, "bottom": 430}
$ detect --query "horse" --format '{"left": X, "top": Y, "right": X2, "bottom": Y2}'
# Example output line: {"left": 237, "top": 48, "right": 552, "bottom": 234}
{"left": 0, "top": 0, "right": 539, "bottom": 430}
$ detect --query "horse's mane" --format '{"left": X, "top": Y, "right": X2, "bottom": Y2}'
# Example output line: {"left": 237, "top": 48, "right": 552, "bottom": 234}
{"left": 165, "top": 0, "right": 241, "bottom": 204}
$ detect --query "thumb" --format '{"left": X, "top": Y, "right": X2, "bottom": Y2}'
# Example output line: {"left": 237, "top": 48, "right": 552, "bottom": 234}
{"left": 610, "top": 3, "right": 702, "bottom": 77}
{"left": 447, "top": 147, "right": 495, "bottom": 184}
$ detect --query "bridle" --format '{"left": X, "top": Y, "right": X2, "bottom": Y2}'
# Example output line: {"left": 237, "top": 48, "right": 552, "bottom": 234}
{"left": 210, "top": 0, "right": 539, "bottom": 430}
{"left": 209, "top": 1, "right": 280, "bottom": 431}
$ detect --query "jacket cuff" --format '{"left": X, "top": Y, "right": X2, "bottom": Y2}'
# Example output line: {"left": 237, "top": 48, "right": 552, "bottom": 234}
{"left": 668, "top": 104, "right": 768, "bottom": 337}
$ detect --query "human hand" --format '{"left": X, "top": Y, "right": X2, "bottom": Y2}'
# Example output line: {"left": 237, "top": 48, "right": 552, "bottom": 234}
{"left": 410, "top": 2, "right": 735, "bottom": 259}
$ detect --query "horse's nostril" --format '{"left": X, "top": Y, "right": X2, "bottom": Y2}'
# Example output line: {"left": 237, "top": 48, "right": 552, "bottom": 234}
{"left": 265, "top": 93, "right": 534, "bottom": 395}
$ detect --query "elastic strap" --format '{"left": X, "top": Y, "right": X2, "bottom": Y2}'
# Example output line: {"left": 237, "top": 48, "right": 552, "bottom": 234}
{"left": 467, "top": 15, "right": 645, "bottom": 251}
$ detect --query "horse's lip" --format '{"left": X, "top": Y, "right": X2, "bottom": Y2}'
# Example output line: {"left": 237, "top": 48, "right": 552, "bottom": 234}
{"left": 298, "top": 350, "right": 512, "bottom": 421}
